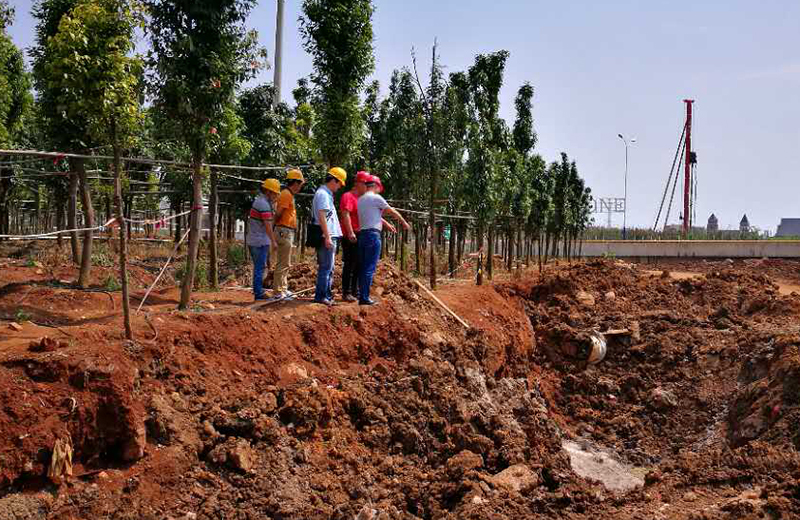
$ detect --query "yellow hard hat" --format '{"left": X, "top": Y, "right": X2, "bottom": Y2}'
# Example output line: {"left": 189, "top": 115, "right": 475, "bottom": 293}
{"left": 262, "top": 178, "right": 281, "bottom": 194}
{"left": 328, "top": 167, "right": 347, "bottom": 184}
{"left": 286, "top": 169, "right": 305, "bottom": 183}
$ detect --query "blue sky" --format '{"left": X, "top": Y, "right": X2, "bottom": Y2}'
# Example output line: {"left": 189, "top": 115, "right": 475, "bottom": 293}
{"left": 8, "top": 0, "right": 800, "bottom": 232}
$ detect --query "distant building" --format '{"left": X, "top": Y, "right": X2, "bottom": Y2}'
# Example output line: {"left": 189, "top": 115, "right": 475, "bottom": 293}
{"left": 707, "top": 214, "right": 719, "bottom": 233}
{"left": 739, "top": 214, "right": 750, "bottom": 233}
{"left": 776, "top": 218, "right": 800, "bottom": 237}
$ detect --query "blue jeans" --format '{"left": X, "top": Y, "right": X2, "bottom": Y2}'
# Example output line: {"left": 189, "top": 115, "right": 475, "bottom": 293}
{"left": 250, "top": 245, "right": 270, "bottom": 298}
{"left": 358, "top": 229, "right": 381, "bottom": 303}
{"left": 315, "top": 238, "right": 338, "bottom": 302}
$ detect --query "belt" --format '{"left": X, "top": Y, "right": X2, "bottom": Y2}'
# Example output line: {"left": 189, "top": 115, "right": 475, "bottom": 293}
{"left": 358, "top": 228, "right": 381, "bottom": 233}
{"left": 276, "top": 226, "right": 296, "bottom": 231}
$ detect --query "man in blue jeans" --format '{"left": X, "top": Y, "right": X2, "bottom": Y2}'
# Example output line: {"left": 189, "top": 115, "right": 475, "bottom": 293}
{"left": 312, "top": 167, "right": 347, "bottom": 305}
{"left": 356, "top": 175, "right": 410, "bottom": 306}
{"left": 247, "top": 179, "right": 280, "bottom": 300}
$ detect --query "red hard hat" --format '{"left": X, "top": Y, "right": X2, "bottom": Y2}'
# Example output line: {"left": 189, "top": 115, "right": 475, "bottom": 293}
{"left": 356, "top": 171, "right": 372, "bottom": 184}
{"left": 370, "top": 175, "right": 384, "bottom": 193}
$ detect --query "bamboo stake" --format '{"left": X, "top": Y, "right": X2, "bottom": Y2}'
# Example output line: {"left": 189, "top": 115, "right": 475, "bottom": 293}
{"left": 413, "top": 280, "right": 470, "bottom": 329}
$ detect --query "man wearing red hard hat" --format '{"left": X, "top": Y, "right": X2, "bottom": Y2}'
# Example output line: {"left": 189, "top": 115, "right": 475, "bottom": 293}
{"left": 339, "top": 171, "right": 371, "bottom": 302}
{"left": 356, "top": 174, "right": 409, "bottom": 305}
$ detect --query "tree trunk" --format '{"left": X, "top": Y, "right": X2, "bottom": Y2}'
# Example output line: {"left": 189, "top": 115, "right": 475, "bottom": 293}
{"left": 458, "top": 223, "right": 465, "bottom": 265}
{"left": 506, "top": 226, "right": 513, "bottom": 271}
{"left": 56, "top": 192, "right": 64, "bottom": 248}
{"left": 429, "top": 191, "right": 437, "bottom": 289}
{"left": 487, "top": 225, "right": 494, "bottom": 280}
{"left": 0, "top": 174, "right": 9, "bottom": 239}
{"left": 448, "top": 220, "right": 456, "bottom": 278}
{"left": 400, "top": 227, "right": 408, "bottom": 272}
{"left": 111, "top": 126, "right": 132, "bottom": 340}
{"left": 209, "top": 169, "right": 219, "bottom": 289}
{"left": 179, "top": 158, "right": 204, "bottom": 309}
{"left": 174, "top": 204, "right": 182, "bottom": 244}
{"left": 414, "top": 223, "right": 421, "bottom": 275}
{"left": 76, "top": 160, "right": 94, "bottom": 289}
{"left": 67, "top": 172, "right": 80, "bottom": 263}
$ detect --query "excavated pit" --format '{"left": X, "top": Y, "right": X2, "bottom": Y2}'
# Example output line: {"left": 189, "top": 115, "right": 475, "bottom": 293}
{"left": 1, "top": 251, "right": 800, "bottom": 519}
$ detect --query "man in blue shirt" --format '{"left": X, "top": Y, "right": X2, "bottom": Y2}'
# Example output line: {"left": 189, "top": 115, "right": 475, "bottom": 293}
{"left": 312, "top": 167, "right": 346, "bottom": 305}
{"left": 356, "top": 175, "right": 409, "bottom": 305}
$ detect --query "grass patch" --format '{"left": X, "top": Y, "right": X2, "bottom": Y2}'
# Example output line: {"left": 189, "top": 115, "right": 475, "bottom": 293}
{"left": 103, "top": 275, "right": 122, "bottom": 292}
{"left": 225, "top": 243, "right": 247, "bottom": 268}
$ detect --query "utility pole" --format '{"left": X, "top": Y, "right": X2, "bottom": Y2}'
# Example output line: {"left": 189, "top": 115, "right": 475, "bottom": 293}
{"left": 617, "top": 134, "right": 635, "bottom": 239}
{"left": 683, "top": 99, "right": 694, "bottom": 237}
{"left": 272, "top": 0, "right": 285, "bottom": 107}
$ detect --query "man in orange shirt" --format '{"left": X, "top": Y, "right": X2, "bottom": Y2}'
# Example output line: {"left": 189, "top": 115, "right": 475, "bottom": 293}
{"left": 273, "top": 169, "right": 304, "bottom": 299}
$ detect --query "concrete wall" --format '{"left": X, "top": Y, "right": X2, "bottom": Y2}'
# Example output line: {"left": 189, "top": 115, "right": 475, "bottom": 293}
{"left": 580, "top": 240, "right": 800, "bottom": 259}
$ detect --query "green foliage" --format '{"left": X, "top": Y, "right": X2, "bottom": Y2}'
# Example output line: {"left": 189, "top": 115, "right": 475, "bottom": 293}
{"left": 300, "top": 0, "right": 375, "bottom": 166}
{"left": 0, "top": 8, "right": 32, "bottom": 148}
{"left": 238, "top": 83, "right": 289, "bottom": 166}
{"left": 91, "top": 244, "right": 114, "bottom": 266}
{"left": 176, "top": 260, "right": 208, "bottom": 288}
{"left": 512, "top": 83, "right": 536, "bottom": 157}
{"left": 44, "top": 0, "right": 144, "bottom": 151}
{"left": 0, "top": 0, "right": 13, "bottom": 31}
{"left": 225, "top": 243, "right": 246, "bottom": 267}
{"left": 146, "top": 0, "right": 263, "bottom": 163}
{"left": 31, "top": 0, "right": 90, "bottom": 150}
{"left": 103, "top": 274, "right": 121, "bottom": 292}
{"left": 15, "top": 308, "right": 31, "bottom": 322}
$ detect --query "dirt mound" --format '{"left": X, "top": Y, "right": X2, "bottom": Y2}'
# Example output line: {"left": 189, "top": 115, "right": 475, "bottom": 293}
{"left": 3, "top": 256, "right": 800, "bottom": 518}
{"left": 0, "top": 344, "right": 145, "bottom": 489}
{"left": 729, "top": 333, "right": 800, "bottom": 449}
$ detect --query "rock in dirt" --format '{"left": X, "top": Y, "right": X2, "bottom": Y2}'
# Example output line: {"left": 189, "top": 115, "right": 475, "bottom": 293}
{"left": 121, "top": 422, "right": 147, "bottom": 462}
{"left": 283, "top": 363, "right": 309, "bottom": 380}
{"left": 228, "top": 440, "right": 255, "bottom": 473}
{"left": 604, "top": 291, "right": 617, "bottom": 301}
{"left": 575, "top": 291, "right": 596, "bottom": 307}
{"left": 649, "top": 387, "right": 678, "bottom": 410}
{"left": 354, "top": 504, "right": 378, "bottom": 520}
{"left": 8, "top": 321, "right": 23, "bottom": 332}
{"left": 446, "top": 450, "right": 484, "bottom": 478}
{"left": 490, "top": 464, "right": 539, "bottom": 493}
{"left": 28, "top": 337, "right": 67, "bottom": 353}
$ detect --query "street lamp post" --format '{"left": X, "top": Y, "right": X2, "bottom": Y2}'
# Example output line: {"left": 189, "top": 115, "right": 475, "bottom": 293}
{"left": 617, "top": 134, "right": 635, "bottom": 239}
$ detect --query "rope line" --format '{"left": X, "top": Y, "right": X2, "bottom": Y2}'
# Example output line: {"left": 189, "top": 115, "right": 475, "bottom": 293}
{"left": 0, "top": 218, "right": 117, "bottom": 239}
{"left": 136, "top": 229, "right": 191, "bottom": 313}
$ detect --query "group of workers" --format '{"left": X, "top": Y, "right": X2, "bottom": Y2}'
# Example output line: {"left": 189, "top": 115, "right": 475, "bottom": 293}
{"left": 247, "top": 167, "right": 409, "bottom": 306}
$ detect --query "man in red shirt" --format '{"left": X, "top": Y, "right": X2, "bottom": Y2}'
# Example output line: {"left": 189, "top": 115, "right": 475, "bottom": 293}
{"left": 339, "top": 171, "right": 371, "bottom": 301}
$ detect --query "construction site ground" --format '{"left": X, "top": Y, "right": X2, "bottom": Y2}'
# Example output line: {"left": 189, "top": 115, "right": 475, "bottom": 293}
{"left": 1, "top": 241, "right": 799, "bottom": 520}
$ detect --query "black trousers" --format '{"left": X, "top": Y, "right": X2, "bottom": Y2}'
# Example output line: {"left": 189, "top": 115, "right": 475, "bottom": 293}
{"left": 341, "top": 238, "right": 360, "bottom": 296}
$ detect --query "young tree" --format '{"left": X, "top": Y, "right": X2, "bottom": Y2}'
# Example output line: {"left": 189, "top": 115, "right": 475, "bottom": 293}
{"left": 463, "top": 51, "right": 510, "bottom": 278}
{"left": 146, "top": 0, "right": 262, "bottom": 309}
{"left": 508, "top": 83, "right": 536, "bottom": 269}
{"left": 31, "top": 0, "right": 93, "bottom": 271}
{"left": 0, "top": 3, "right": 29, "bottom": 148}
{"left": 46, "top": 0, "right": 144, "bottom": 339}
{"left": 300, "top": 0, "right": 375, "bottom": 166}
{"left": 0, "top": 2, "right": 32, "bottom": 238}
{"left": 207, "top": 104, "right": 251, "bottom": 288}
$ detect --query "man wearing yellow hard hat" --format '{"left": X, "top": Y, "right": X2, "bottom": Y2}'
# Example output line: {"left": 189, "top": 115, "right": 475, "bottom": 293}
{"left": 247, "top": 178, "right": 280, "bottom": 301}
{"left": 273, "top": 169, "right": 305, "bottom": 299}
{"left": 309, "top": 167, "right": 346, "bottom": 305}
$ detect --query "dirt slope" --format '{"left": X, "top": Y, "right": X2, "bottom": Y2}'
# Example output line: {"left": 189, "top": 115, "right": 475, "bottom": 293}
{"left": 1, "top": 252, "right": 800, "bottom": 519}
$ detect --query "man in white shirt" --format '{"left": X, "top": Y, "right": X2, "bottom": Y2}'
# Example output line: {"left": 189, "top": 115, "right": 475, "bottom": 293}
{"left": 356, "top": 175, "right": 409, "bottom": 305}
